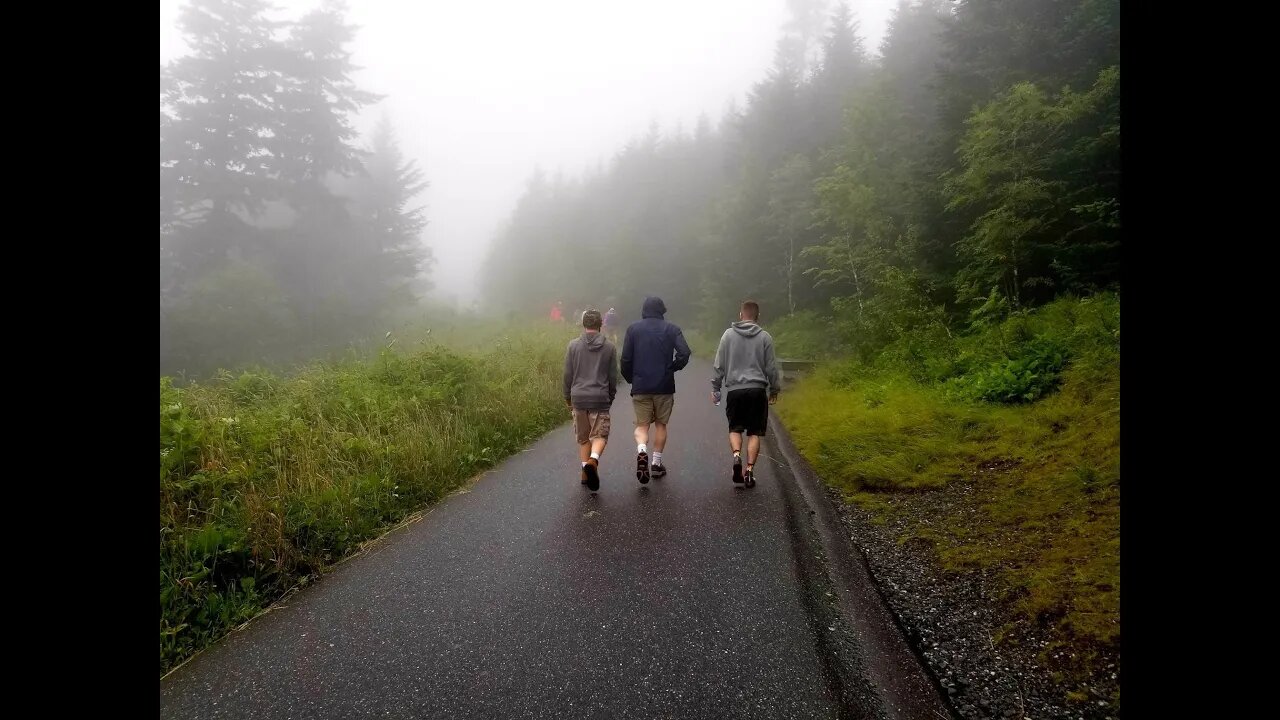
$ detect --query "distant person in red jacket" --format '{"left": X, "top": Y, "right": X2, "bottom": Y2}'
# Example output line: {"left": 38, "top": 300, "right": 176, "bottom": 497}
{"left": 550, "top": 302, "right": 563, "bottom": 323}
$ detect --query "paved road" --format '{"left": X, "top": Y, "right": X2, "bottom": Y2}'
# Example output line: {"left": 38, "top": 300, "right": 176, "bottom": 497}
{"left": 160, "top": 360, "right": 876, "bottom": 719}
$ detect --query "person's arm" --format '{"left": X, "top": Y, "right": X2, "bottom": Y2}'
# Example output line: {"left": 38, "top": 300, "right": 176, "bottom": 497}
{"left": 608, "top": 344, "right": 619, "bottom": 403}
{"left": 563, "top": 342, "right": 575, "bottom": 408}
{"left": 620, "top": 327, "right": 634, "bottom": 384}
{"left": 764, "top": 335, "right": 782, "bottom": 402}
{"left": 711, "top": 331, "right": 727, "bottom": 398}
{"left": 671, "top": 327, "right": 691, "bottom": 372}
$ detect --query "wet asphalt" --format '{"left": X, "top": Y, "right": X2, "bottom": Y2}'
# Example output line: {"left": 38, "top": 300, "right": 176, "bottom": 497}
{"left": 160, "top": 361, "right": 856, "bottom": 719}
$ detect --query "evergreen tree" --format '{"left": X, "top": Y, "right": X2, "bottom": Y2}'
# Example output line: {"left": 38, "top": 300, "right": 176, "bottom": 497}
{"left": 944, "top": 67, "right": 1120, "bottom": 307}
{"left": 809, "top": 1, "right": 869, "bottom": 148}
{"left": 160, "top": 0, "right": 282, "bottom": 279}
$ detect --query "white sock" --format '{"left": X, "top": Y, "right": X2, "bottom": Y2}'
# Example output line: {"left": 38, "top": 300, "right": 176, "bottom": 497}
{"left": 638, "top": 443, "right": 647, "bottom": 455}
{"left": 581, "top": 461, "right": 588, "bottom": 467}
{"left": 653, "top": 451, "right": 663, "bottom": 466}
{"left": 733, "top": 450, "right": 741, "bottom": 459}
{"left": 590, "top": 451, "right": 600, "bottom": 460}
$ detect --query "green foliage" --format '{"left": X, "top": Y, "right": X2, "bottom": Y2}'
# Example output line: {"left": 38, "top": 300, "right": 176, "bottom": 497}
{"left": 478, "top": 1, "right": 1120, "bottom": 373}
{"left": 945, "top": 67, "right": 1121, "bottom": 308}
{"left": 949, "top": 336, "right": 1069, "bottom": 403}
{"left": 768, "top": 311, "right": 840, "bottom": 359}
{"left": 777, "top": 296, "right": 1120, "bottom": 688}
{"left": 163, "top": 262, "right": 299, "bottom": 373}
{"left": 159, "top": 326, "right": 567, "bottom": 675}
{"left": 682, "top": 328, "right": 720, "bottom": 360}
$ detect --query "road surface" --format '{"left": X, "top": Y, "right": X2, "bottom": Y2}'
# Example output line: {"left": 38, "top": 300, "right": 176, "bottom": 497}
{"left": 160, "top": 359, "right": 942, "bottom": 719}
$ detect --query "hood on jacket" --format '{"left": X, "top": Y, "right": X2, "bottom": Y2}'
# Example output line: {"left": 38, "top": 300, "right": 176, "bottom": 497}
{"left": 641, "top": 296, "right": 667, "bottom": 319}
{"left": 580, "top": 330, "right": 606, "bottom": 351}
{"left": 731, "top": 321, "right": 762, "bottom": 337}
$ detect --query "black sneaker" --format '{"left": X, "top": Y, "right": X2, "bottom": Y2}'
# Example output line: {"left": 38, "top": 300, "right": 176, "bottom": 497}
{"left": 743, "top": 466, "right": 756, "bottom": 488}
{"left": 584, "top": 458, "right": 600, "bottom": 491}
{"left": 651, "top": 463, "right": 667, "bottom": 479}
{"left": 732, "top": 456, "right": 743, "bottom": 484}
{"left": 636, "top": 451, "right": 650, "bottom": 484}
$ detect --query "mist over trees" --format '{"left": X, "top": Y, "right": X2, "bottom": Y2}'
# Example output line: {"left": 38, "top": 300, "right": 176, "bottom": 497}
{"left": 160, "top": 0, "right": 430, "bottom": 376}
{"left": 160, "top": 0, "right": 1120, "bottom": 374}
{"left": 482, "top": 0, "right": 1120, "bottom": 356}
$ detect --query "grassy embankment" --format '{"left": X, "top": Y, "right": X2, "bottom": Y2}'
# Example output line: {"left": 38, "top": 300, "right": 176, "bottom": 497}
{"left": 160, "top": 323, "right": 574, "bottom": 675}
{"left": 774, "top": 295, "right": 1120, "bottom": 692}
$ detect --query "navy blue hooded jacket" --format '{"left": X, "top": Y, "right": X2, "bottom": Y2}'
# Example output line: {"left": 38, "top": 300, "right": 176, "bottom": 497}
{"left": 621, "top": 296, "right": 692, "bottom": 396}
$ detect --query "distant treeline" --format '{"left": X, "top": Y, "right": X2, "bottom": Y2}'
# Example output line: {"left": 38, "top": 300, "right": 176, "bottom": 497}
{"left": 482, "top": 0, "right": 1120, "bottom": 357}
{"left": 161, "top": 0, "right": 430, "bottom": 377}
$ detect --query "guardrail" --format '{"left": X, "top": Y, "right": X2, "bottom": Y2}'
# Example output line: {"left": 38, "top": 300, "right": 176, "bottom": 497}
{"left": 778, "top": 358, "right": 820, "bottom": 381}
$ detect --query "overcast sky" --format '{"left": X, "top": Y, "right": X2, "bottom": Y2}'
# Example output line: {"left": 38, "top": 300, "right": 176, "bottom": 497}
{"left": 160, "top": 0, "right": 899, "bottom": 305}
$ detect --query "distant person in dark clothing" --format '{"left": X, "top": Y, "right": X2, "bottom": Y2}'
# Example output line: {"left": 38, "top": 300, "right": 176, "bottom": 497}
{"left": 621, "top": 296, "right": 691, "bottom": 483}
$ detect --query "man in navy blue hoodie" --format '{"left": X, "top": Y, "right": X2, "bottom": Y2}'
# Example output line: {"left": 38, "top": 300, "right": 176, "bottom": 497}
{"left": 621, "top": 296, "right": 691, "bottom": 483}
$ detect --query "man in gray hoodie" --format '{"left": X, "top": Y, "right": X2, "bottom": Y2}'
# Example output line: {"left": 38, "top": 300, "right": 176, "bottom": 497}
{"left": 710, "top": 300, "right": 781, "bottom": 488}
{"left": 564, "top": 308, "right": 620, "bottom": 491}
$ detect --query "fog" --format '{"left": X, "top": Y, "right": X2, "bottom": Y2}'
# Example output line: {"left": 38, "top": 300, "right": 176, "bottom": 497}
{"left": 160, "top": 0, "right": 899, "bottom": 307}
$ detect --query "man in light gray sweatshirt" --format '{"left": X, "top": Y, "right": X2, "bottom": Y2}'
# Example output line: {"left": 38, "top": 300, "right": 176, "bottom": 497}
{"left": 563, "top": 308, "right": 619, "bottom": 491}
{"left": 710, "top": 300, "right": 781, "bottom": 488}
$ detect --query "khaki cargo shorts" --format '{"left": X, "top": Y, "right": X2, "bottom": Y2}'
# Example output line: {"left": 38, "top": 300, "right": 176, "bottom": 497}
{"left": 632, "top": 394, "right": 674, "bottom": 426}
{"left": 573, "top": 410, "right": 611, "bottom": 445}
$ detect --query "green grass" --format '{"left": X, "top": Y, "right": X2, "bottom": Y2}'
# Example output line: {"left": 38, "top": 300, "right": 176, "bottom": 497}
{"left": 776, "top": 295, "right": 1119, "bottom": 691}
{"left": 684, "top": 328, "right": 720, "bottom": 360}
{"left": 767, "top": 310, "right": 844, "bottom": 359}
{"left": 159, "top": 325, "right": 568, "bottom": 675}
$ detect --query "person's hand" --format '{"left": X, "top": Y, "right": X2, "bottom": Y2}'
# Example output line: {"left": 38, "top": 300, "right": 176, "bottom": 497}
{"left": 769, "top": 394, "right": 778, "bottom": 405}
{"left": 711, "top": 391, "right": 721, "bottom": 405}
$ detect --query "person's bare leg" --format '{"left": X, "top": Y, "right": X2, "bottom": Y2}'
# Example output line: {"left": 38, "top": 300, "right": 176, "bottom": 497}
{"left": 746, "top": 435, "right": 761, "bottom": 469}
{"left": 653, "top": 423, "right": 668, "bottom": 452}
{"left": 581, "top": 414, "right": 607, "bottom": 488}
{"left": 635, "top": 423, "right": 650, "bottom": 448}
{"left": 729, "top": 432, "right": 744, "bottom": 483}
{"left": 646, "top": 422, "right": 670, "bottom": 476}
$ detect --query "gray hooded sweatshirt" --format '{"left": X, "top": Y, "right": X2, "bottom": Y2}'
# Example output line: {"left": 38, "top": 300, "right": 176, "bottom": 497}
{"left": 711, "top": 321, "right": 782, "bottom": 396}
{"left": 563, "top": 331, "right": 619, "bottom": 410}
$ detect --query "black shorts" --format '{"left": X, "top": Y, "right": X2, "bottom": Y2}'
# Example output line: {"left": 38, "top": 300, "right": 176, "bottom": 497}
{"left": 725, "top": 388, "right": 769, "bottom": 436}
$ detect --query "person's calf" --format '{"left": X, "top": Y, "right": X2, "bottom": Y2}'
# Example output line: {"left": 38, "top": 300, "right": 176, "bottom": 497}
{"left": 728, "top": 433, "right": 744, "bottom": 483}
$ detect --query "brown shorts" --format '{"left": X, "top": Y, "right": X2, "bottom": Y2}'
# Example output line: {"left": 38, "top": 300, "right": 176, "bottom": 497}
{"left": 632, "top": 394, "right": 674, "bottom": 426}
{"left": 573, "top": 410, "right": 611, "bottom": 445}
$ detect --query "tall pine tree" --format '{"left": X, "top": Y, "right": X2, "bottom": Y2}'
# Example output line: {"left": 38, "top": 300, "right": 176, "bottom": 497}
{"left": 160, "top": 0, "right": 282, "bottom": 281}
